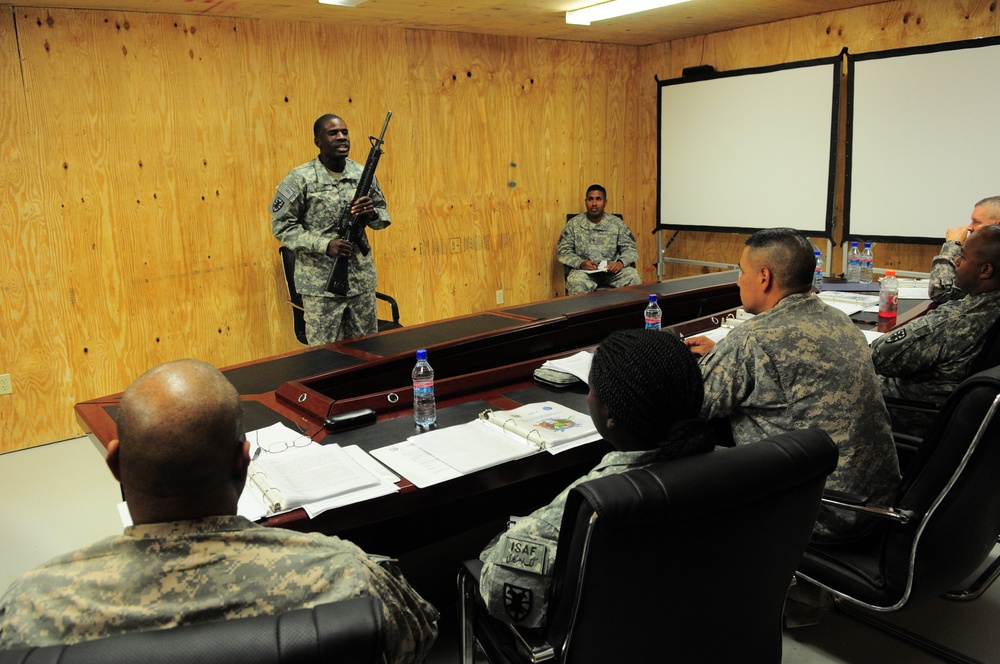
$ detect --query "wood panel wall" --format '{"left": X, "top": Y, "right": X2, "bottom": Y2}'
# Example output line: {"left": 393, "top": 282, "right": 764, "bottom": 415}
{"left": 1, "top": 0, "right": 997, "bottom": 452}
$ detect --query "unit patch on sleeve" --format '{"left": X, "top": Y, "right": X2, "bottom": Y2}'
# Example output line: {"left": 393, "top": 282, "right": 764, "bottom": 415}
{"left": 504, "top": 583, "right": 533, "bottom": 622}
{"left": 884, "top": 328, "right": 907, "bottom": 343}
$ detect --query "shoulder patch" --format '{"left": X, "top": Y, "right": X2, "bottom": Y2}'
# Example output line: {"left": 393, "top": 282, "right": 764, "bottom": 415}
{"left": 885, "top": 328, "right": 907, "bottom": 343}
{"left": 504, "top": 583, "right": 533, "bottom": 623}
{"left": 270, "top": 195, "right": 286, "bottom": 214}
{"left": 498, "top": 536, "right": 549, "bottom": 575}
{"left": 277, "top": 181, "right": 297, "bottom": 200}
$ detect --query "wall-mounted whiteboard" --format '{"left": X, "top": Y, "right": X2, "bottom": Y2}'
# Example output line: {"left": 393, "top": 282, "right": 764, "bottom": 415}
{"left": 846, "top": 37, "right": 1000, "bottom": 243}
{"left": 657, "top": 57, "right": 840, "bottom": 237}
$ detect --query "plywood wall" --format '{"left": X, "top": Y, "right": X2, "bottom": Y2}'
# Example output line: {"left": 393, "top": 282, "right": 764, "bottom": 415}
{"left": 1, "top": 0, "right": 998, "bottom": 452}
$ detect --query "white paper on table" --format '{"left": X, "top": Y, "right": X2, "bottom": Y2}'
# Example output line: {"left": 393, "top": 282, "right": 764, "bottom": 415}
{"left": 409, "top": 420, "right": 538, "bottom": 474}
{"left": 541, "top": 350, "right": 595, "bottom": 384}
{"left": 898, "top": 286, "right": 930, "bottom": 300}
{"left": 369, "top": 440, "right": 463, "bottom": 488}
{"left": 862, "top": 329, "right": 884, "bottom": 345}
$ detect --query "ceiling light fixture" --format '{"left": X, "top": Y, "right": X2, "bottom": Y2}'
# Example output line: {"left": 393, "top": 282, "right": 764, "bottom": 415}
{"left": 566, "top": 0, "right": 690, "bottom": 26}
{"left": 318, "top": 0, "right": 368, "bottom": 7}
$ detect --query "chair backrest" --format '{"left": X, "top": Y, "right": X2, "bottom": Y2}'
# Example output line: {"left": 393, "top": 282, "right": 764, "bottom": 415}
{"left": 278, "top": 246, "right": 402, "bottom": 341}
{"left": 879, "top": 365, "right": 1000, "bottom": 606}
{"left": 278, "top": 245, "right": 309, "bottom": 345}
{"left": 544, "top": 429, "right": 838, "bottom": 664}
{"left": 0, "top": 597, "right": 386, "bottom": 664}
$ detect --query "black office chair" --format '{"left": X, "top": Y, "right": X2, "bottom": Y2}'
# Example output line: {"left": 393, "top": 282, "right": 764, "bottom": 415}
{"left": 458, "top": 429, "right": 839, "bottom": 664}
{"left": 561, "top": 214, "right": 634, "bottom": 296}
{"left": 278, "top": 246, "right": 401, "bottom": 345}
{"left": 0, "top": 597, "right": 387, "bottom": 664}
{"left": 796, "top": 365, "right": 1000, "bottom": 664}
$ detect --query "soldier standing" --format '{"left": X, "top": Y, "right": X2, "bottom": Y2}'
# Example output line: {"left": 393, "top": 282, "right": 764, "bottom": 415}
{"left": 271, "top": 114, "right": 390, "bottom": 343}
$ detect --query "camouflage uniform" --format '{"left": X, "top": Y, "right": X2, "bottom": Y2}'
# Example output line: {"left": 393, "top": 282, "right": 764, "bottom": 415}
{"left": 872, "top": 289, "right": 1000, "bottom": 406}
{"left": 698, "top": 293, "right": 900, "bottom": 542}
{"left": 0, "top": 516, "right": 438, "bottom": 663}
{"left": 557, "top": 213, "right": 641, "bottom": 294}
{"left": 478, "top": 448, "right": 661, "bottom": 628}
{"left": 928, "top": 240, "right": 964, "bottom": 303}
{"left": 271, "top": 157, "right": 390, "bottom": 344}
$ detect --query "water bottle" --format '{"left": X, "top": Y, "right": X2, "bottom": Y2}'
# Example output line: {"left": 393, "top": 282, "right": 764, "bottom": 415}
{"left": 412, "top": 349, "right": 436, "bottom": 428}
{"left": 644, "top": 294, "right": 662, "bottom": 331}
{"left": 878, "top": 269, "right": 898, "bottom": 318}
{"left": 846, "top": 242, "right": 861, "bottom": 282}
{"left": 860, "top": 242, "right": 874, "bottom": 284}
{"left": 813, "top": 251, "right": 824, "bottom": 292}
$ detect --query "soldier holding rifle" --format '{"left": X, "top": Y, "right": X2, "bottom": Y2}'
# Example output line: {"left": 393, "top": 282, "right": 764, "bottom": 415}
{"left": 271, "top": 114, "right": 391, "bottom": 344}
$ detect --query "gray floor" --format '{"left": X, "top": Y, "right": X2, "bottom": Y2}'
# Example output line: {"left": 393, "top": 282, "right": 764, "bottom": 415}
{"left": 1, "top": 437, "right": 997, "bottom": 663}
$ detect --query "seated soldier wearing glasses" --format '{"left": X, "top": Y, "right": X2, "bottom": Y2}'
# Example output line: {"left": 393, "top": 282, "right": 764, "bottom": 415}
{"left": 0, "top": 359, "right": 439, "bottom": 664}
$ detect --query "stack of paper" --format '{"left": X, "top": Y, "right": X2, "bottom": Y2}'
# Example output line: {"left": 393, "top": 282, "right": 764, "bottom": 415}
{"left": 239, "top": 423, "right": 399, "bottom": 520}
{"left": 538, "top": 350, "right": 594, "bottom": 384}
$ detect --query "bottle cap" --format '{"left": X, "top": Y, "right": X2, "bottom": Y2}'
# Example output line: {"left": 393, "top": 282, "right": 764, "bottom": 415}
{"left": 885, "top": 269, "right": 896, "bottom": 277}
{"left": 648, "top": 294, "right": 657, "bottom": 302}
{"left": 851, "top": 241, "right": 858, "bottom": 246}
{"left": 814, "top": 250, "right": 821, "bottom": 256}
{"left": 864, "top": 241, "right": 871, "bottom": 247}
{"left": 416, "top": 349, "right": 428, "bottom": 360}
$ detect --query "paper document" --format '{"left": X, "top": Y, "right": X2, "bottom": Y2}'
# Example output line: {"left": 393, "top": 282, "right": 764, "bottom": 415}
{"left": 540, "top": 350, "right": 594, "bottom": 384}
{"left": 818, "top": 292, "right": 880, "bottom": 316}
{"left": 240, "top": 423, "right": 393, "bottom": 518}
{"left": 862, "top": 330, "right": 884, "bottom": 345}
{"left": 481, "top": 401, "right": 598, "bottom": 449}
{"left": 370, "top": 441, "right": 463, "bottom": 488}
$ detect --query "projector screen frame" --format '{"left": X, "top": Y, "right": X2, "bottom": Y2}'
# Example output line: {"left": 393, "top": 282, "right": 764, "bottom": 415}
{"left": 656, "top": 55, "right": 842, "bottom": 239}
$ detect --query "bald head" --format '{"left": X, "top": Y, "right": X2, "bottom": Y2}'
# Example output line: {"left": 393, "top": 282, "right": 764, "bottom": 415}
{"left": 957, "top": 225, "right": 1000, "bottom": 296}
{"left": 114, "top": 359, "right": 246, "bottom": 521}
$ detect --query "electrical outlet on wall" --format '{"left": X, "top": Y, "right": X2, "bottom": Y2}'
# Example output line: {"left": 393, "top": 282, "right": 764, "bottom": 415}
{"left": 0, "top": 374, "right": 11, "bottom": 396}
{"left": 496, "top": 290, "right": 504, "bottom": 305}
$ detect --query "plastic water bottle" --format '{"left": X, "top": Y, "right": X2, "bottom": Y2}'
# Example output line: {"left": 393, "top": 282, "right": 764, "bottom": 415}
{"left": 813, "top": 251, "right": 824, "bottom": 292}
{"left": 878, "top": 270, "right": 898, "bottom": 318}
{"left": 644, "top": 294, "right": 662, "bottom": 331}
{"left": 412, "top": 349, "right": 436, "bottom": 428}
{"left": 860, "top": 242, "right": 874, "bottom": 284}
{"left": 846, "top": 242, "right": 861, "bottom": 282}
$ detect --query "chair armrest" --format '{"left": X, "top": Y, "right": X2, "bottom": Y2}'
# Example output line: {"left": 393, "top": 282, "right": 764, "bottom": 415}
{"left": 375, "top": 292, "right": 400, "bottom": 323}
{"left": 821, "top": 490, "right": 915, "bottom": 525}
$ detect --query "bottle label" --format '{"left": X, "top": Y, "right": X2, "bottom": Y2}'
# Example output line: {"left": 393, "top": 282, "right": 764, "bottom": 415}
{"left": 414, "top": 380, "right": 434, "bottom": 396}
{"left": 645, "top": 318, "right": 661, "bottom": 330}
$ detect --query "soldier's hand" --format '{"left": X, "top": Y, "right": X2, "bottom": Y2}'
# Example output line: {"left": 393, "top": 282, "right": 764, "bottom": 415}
{"left": 684, "top": 335, "right": 716, "bottom": 357}
{"left": 326, "top": 239, "right": 353, "bottom": 258}
{"left": 351, "top": 196, "right": 377, "bottom": 220}
{"left": 605, "top": 260, "right": 623, "bottom": 274}
{"left": 945, "top": 226, "right": 969, "bottom": 243}
{"left": 580, "top": 260, "right": 599, "bottom": 271}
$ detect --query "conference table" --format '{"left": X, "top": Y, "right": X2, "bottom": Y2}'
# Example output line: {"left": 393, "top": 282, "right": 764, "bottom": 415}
{"left": 74, "top": 270, "right": 927, "bottom": 558}
{"left": 75, "top": 272, "right": 740, "bottom": 551}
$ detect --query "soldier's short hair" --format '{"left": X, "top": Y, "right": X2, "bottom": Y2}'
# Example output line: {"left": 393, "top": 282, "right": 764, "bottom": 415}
{"left": 745, "top": 227, "right": 816, "bottom": 293}
{"left": 313, "top": 114, "right": 344, "bottom": 138}
{"left": 974, "top": 196, "right": 1000, "bottom": 221}
{"left": 585, "top": 184, "right": 606, "bottom": 198}
{"left": 589, "top": 329, "right": 704, "bottom": 447}
{"left": 973, "top": 224, "right": 1000, "bottom": 270}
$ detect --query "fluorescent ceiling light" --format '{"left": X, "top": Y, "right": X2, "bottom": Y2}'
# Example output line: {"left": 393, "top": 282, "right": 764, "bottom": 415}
{"left": 318, "top": 0, "right": 368, "bottom": 6}
{"left": 566, "top": 0, "right": 690, "bottom": 26}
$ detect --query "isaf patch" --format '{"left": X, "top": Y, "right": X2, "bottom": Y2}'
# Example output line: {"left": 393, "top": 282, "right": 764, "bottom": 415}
{"left": 499, "top": 536, "right": 548, "bottom": 575}
{"left": 504, "top": 583, "right": 533, "bottom": 622}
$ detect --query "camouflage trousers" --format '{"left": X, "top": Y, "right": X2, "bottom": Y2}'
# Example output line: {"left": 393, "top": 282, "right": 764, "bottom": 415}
{"left": 566, "top": 266, "right": 641, "bottom": 295}
{"left": 302, "top": 291, "right": 377, "bottom": 344}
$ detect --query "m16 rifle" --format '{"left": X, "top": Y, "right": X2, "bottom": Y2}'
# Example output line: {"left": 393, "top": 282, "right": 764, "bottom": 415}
{"left": 324, "top": 111, "right": 392, "bottom": 296}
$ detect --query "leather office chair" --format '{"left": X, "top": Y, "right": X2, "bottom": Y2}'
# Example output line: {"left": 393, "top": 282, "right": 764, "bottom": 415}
{"left": 796, "top": 365, "right": 1000, "bottom": 663}
{"left": 0, "top": 596, "right": 387, "bottom": 664}
{"left": 278, "top": 246, "right": 401, "bottom": 344}
{"left": 458, "top": 429, "right": 839, "bottom": 664}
